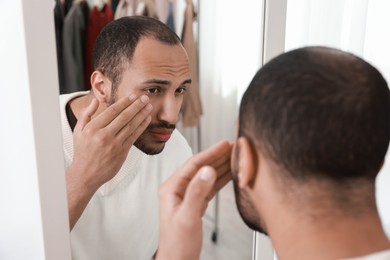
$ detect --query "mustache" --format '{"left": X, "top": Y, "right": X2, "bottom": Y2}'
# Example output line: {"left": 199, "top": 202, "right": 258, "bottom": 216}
{"left": 147, "top": 123, "right": 176, "bottom": 130}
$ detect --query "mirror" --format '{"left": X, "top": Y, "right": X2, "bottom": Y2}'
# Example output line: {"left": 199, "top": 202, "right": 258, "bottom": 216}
{"left": 54, "top": 0, "right": 255, "bottom": 259}
{"left": 3, "top": 0, "right": 390, "bottom": 259}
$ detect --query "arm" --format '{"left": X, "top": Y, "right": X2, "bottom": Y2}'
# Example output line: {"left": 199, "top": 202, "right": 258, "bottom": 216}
{"left": 156, "top": 140, "right": 232, "bottom": 260}
{"left": 66, "top": 95, "right": 152, "bottom": 230}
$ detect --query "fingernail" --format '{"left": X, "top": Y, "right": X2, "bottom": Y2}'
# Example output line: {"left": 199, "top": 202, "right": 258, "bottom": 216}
{"left": 145, "top": 103, "right": 153, "bottom": 111}
{"left": 129, "top": 94, "right": 137, "bottom": 102}
{"left": 140, "top": 95, "right": 149, "bottom": 103}
{"left": 199, "top": 167, "right": 213, "bottom": 182}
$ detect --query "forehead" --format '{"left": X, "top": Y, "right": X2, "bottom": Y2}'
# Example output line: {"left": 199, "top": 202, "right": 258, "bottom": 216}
{"left": 127, "top": 37, "right": 190, "bottom": 78}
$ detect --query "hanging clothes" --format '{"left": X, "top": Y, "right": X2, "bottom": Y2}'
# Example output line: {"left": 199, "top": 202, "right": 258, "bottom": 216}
{"left": 166, "top": 1, "right": 175, "bottom": 32}
{"left": 115, "top": 0, "right": 158, "bottom": 20}
{"left": 141, "top": 0, "right": 158, "bottom": 19}
{"left": 115, "top": 0, "right": 131, "bottom": 19}
{"left": 62, "top": 1, "right": 89, "bottom": 93}
{"left": 114, "top": 0, "right": 143, "bottom": 19}
{"left": 84, "top": 3, "right": 113, "bottom": 89}
{"left": 111, "top": 0, "right": 120, "bottom": 14}
{"left": 54, "top": 0, "right": 66, "bottom": 93}
{"left": 155, "top": 0, "right": 169, "bottom": 24}
{"left": 64, "top": 0, "right": 73, "bottom": 15}
{"left": 181, "top": 0, "right": 202, "bottom": 127}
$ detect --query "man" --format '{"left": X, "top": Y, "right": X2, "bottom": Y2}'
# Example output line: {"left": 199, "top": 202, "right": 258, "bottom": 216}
{"left": 61, "top": 16, "right": 195, "bottom": 259}
{"left": 156, "top": 47, "right": 390, "bottom": 260}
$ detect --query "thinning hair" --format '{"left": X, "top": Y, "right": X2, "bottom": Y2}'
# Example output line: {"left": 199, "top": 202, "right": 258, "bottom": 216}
{"left": 92, "top": 16, "right": 181, "bottom": 95}
{"left": 239, "top": 47, "right": 390, "bottom": 185}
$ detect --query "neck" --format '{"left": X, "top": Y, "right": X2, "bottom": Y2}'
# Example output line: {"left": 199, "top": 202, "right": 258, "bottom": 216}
{"left": 268, "top": 208, "right": 390, "bottom": 260}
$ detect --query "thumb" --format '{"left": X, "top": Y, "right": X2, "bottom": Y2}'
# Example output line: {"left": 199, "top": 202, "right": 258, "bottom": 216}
{"left": 75, "top": 98, "right": 98, "bottom": 132}
{"left": 181, "top": 166, "right": 217, "bottom": 217}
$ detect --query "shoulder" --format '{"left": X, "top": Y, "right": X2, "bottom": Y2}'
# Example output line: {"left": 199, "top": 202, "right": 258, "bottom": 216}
{"left": 155, "top": 129, "right": 193, "bottom": 166}
{"left": 59, "top": 91, "right": 90, "bottom": 109}
{"left": 59, "top": 91, "right": 90, "bottom": 142}
{"left": 170, "top": 130, "right": 191, "bottom": 146}
{"left": 165, "top": 130, "right": 193, "bottom": 156}
{"left": 146, "top": 130, "right": 193, "bottom": 182}
{"left": 346, "top": 249, "right": 390, "bottom": 260}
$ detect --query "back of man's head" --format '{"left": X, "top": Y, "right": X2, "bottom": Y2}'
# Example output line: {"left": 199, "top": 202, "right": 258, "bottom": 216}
{"left": 239, "top": 47, "right": 390, "bottom": 210}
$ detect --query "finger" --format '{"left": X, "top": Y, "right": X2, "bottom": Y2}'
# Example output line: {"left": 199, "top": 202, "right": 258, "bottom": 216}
{"left": 209, "top": 171, "right": 232, "bottom": 199}
{"left": 217, "top": 167, "right": 232, "bottom": 185}
{"left": 180, "top": 166, "right": 217, "bottom": 218}
{"left": 203, "top": 163, "right": 232, "bottom": 202}
{"left": 176, "top": 140, "right": 232, "bottom": 181}
{"left": 209, "top": 149, "right": 230, "bottom": 169}
{"left": 116, "top": 102, "right": 152, "bottom": 140}
{"left": 75, "top": 98, "right": 99, "bottom": 132}
{"left": 122, "top": 115, "right": 152, "bottom": 149}
{"left": 87, "top": 94, "right": 136, "bottom": 130}
{"left": 160, "top": 140, "right": 232, "bottom": 204}
{"left": 106, "top": 95, "right": 151, "bottom": 135}
{"left": 211, "top": 154, "right": 231, "bottom": 179}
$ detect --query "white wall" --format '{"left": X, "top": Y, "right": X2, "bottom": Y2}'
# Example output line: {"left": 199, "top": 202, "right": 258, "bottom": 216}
{"left": 198, "top": 0, "right": 264, "bottom": 151}
{"left": 198, "top": 1, "right": 280, "bottom": 259}
{"left": 365, "top": 0, "right": 390, "bottom": 235}
{"left": 0, "top": 1, "right": 71, "bottom": 259}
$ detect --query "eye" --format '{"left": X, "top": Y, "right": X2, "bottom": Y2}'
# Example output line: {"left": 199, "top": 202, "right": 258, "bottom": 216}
{"left": 145, "top": 88, "right": 160, "bottom": 94}
{"left": 176, "top": 87, "right": 187, "bottom": 95}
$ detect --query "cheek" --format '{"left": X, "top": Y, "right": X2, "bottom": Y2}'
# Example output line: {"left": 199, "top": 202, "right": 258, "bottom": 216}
{"left": 148, "top": 100, "right": 159, "bottom": 119}
{"left": 147, "top": 95, "right": 183, "bottom": 121}
{"left": 115, "top": 84, "right": 143, "bottom": 100}
{"left": 177, "top": 96, "right": 184, "bottom": 110}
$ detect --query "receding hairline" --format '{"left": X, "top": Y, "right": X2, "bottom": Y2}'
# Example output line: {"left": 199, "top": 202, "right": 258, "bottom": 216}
{"left": 113, "top": 35, "right": 187, "bottom": 74}
{"left": 92, "top": 16, "right": 182, "bottom": 74}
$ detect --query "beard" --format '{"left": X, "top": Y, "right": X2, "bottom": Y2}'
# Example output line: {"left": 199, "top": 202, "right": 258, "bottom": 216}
{"left": 109, "top": 93, "right": 175, "bottom": 155}
{"left": 232, "top": 148, "right": 268, "bottom": 235}
{"left": 133, "top": 122, "right": 175, "bottom": 155}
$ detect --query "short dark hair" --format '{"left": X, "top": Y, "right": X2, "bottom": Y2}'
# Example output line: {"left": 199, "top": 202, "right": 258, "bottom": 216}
{"left": 92, "top": 16, "right": 181, "bottom": 93}
{"left": 239, "top": 47, "right": 390, "bottom": 182}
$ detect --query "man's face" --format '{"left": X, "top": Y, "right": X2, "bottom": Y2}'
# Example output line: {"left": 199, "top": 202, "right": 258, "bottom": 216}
{"left": 111, "top": 37, "right": 191, "bottom": 155}
{"left": 231, "top": 142, "right": 268, "bottom": 235}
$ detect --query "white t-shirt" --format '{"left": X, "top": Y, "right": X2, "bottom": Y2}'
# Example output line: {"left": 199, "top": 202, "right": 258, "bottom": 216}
{"left": 60, "top": 92, "right": 193, "bottom": 260}
{"left": 345, "top": 250, "right": 390, "bottom": 260}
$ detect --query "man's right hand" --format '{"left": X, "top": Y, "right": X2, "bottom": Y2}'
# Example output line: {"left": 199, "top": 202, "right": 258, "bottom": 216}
{"left": 156, "top": 141, "right": 232, "bottom": 260}
{"left": 66, "top": 95, "right": 152, "bottom": 230}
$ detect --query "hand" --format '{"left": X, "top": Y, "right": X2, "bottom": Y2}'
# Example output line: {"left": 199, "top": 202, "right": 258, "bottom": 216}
{"left": 66, "top": 94, "right": 152, "bottom": 230}
{"left": 71, "top": 94, "right": 152, "bottom": 188}
{"left": 156, "top": 140, "right": 232, "bottom": 260}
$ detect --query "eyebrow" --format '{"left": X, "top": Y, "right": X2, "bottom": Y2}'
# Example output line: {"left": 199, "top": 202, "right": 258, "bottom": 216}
{"left": 143, "top": 79, "right": 192, "bottom": 86}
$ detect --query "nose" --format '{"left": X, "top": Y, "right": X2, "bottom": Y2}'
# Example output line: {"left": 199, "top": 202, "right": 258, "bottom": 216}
{"left": 157, "top": 95, "right": 180, "bottom": 125}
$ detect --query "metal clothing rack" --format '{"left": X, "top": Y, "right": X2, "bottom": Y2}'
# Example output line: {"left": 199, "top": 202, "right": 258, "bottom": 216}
{"left": 203, "top": 190, "right": 219, "bottom": 243}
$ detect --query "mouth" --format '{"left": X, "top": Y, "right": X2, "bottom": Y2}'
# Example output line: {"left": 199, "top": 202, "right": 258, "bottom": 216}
{"left": 149, "top": 129, "right": 174, "bottom": 142}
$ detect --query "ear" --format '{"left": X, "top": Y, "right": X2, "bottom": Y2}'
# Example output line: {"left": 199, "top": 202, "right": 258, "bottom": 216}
{"left": 90, "top": 71, "right": 113, "bottom": 103}
{"left": 236, "top": 137, "right": 258, "bottom": 190}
